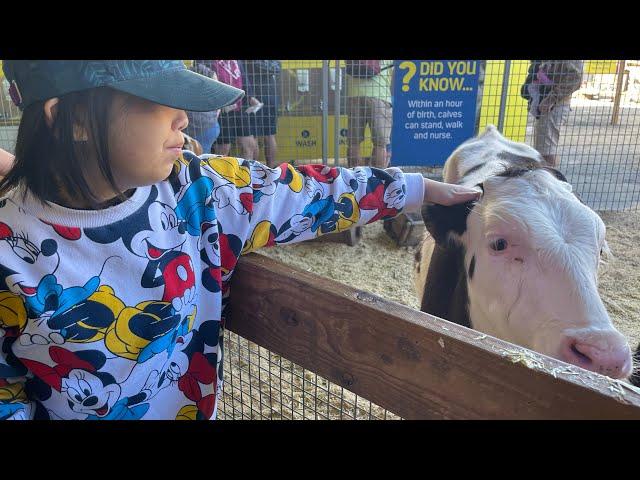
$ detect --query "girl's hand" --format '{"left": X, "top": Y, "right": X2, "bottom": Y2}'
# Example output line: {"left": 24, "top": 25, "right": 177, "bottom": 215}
{"left": 423, "top": 178, "right": 481, "bottom": 206}
{"left": 0, "top": 148, "right": 15, "bottom": 177}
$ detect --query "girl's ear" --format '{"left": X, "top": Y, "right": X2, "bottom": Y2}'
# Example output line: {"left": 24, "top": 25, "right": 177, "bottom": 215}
{"left": 43, "top": 98, "right": 60, "bottom": 128}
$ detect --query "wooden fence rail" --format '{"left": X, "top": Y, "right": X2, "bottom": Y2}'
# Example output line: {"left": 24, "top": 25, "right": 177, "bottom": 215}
{"left": 228, "top": 253, "right": 640, "bottom": 420}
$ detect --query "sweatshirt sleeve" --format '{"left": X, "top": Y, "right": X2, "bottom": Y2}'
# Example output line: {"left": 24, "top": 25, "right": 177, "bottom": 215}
{"left": 190, "top": 152, "right": 424, "bottom": 254}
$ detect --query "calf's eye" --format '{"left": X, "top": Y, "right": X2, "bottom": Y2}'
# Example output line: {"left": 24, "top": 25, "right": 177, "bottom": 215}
{"left": 490, "top": 239, "right": 508, "bottom": 251}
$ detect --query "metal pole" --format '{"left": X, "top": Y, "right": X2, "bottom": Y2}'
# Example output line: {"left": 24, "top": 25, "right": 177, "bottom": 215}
{"left": 611, "top": 60, "right": 626, "bottom": 126}
{"left": 497, "top": 60, "right": 511, "bottom": 133}
{"left": 334, "top": 60, "right": 341, "bottom": 166}
{"left": 322, "top": 60, "right": 329, "bottom": 165}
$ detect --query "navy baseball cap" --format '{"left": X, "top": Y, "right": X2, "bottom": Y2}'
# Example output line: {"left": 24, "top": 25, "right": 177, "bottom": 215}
{"left": 2, "top": 60, "right": 245, "bottom": 112}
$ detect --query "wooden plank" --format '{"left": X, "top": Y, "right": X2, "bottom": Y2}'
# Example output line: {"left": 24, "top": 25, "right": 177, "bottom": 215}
{"left": 228, "top": 253, "right": 640, "bottom": 420}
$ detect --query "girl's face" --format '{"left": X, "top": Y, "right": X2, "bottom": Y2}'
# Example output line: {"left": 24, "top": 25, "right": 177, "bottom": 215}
{"left": 105, "top": 92, "right": 189, "bottom": 192}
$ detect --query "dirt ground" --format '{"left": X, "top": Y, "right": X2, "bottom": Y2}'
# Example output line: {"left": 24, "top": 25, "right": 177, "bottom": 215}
{"left": 258, "top": 209, "right": 640, "bottom": 349}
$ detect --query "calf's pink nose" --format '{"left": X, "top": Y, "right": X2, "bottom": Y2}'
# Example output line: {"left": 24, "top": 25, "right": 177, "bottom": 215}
{"left": 560, "top": 336, "right": 632, "bottom": 379}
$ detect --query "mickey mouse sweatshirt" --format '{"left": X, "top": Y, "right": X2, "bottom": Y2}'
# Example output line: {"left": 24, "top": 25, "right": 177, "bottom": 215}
{"left": 0, "top": 152, "right": 424, "bottom": 420}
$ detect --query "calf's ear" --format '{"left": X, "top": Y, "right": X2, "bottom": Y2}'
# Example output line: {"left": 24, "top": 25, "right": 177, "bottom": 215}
{"left": 421, "top": 200, "right": 476, "bottom": 246}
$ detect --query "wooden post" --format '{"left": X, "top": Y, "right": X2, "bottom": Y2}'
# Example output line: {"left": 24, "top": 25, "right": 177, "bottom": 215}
{"left": 611, "top": 60, "right": 626, "bottom": 125}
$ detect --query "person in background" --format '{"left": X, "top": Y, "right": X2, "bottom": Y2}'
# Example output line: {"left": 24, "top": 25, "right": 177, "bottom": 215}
{"left": 244, "top": 60, "right": 281, "bottom": 168}
{"left": 183, "top": 61, "right": 221, "bottom": 154}
{"left": 345, "top": 60, "right": 394, "bottom": 169}
{"left": 521, "top": 60, "right": 584, "bottom": 167}
{"left": 212, "top": 60, "right": 260, "bottom": 160}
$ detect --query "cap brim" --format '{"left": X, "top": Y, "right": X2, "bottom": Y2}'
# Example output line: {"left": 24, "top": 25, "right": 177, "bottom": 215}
{"left": 110, "top": 69, "right": 245, "bottom": 112}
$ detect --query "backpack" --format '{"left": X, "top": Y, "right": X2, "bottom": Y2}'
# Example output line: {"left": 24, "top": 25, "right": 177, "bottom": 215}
{"left": 521, "top": 60, "right": 543, "bottom": 102}
{"left": 213, "top": 60, "right": 243, "bottom": 90}
{"left": 345, "top": 60, "right": 382, "bottom": 79}
{"left": 212, "top": 60, "right": 245, "bottom": 111}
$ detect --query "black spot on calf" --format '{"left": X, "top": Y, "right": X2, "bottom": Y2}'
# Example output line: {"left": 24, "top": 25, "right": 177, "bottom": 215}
{"left": 421, "top": 201, "right": 476, "bottom": 246}
{"left": 462, "top": 163, "right": 486, "bottom": 177}
{"left": 420, "top": 241, "right": 472, "bottom": 329}
{"left": 630, "top": 343, "right": 640, "bottom": 387}
{"left": 542, "top": 166, "right": 569, "bottom": 183}
{"left": 497, "top": 151, "right": 540, "bottom": 169}
{"left": 468, "top": 255, "right": 475, "bottom": 281}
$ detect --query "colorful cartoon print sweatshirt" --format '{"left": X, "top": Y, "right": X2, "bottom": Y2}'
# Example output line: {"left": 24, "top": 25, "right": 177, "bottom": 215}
{"left": 0, "top": 152, "right": 424, "bottom": 420}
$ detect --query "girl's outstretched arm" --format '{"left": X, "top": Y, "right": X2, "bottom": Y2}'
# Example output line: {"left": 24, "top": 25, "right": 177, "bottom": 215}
{"left": 190, "top": 152, "right": 480, "bottom": 255}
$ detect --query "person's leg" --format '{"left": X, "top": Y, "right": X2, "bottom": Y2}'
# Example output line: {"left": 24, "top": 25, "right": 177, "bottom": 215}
{"left": 237, "top": 136, "right": 258, "bottom": 160}
{"left": 261, "top": 103, "right": 279, "bottom": 167}
{"left": 234, "top": 109, "right": 258, "bottom": 160}
{"left": 347, "top": 97, "right": 365, "bottom": 167}
{"left": 371, "top": 146, "right": 387, "bottom": 168}
{"left": 213, "top": 143, "right": 228, "bottom": 155}
{"left": 534, "top": 100, "right": 570, "bottom": 168}
{"left": 253, "top": 138, "right": 260, "bottom": 160}
{"left": 214, "top": 142, "right": 231, "bottom": 156}
{"left": 533, "top": 112, "right": 554, "bottom": 166}
{"left": 369, "top": 97, "right": 393, "bottom": 168}
{"left": 543, "top": 154, "right": 558, "bottom": 168}
{"left": 214, "top": 113, "right": 233, "bottom": 156}
{"left": 263, "top": 135, "right": 278, "bottom": 167}
{"left": 347, "top": 144, "right": 361, "bottom": 167}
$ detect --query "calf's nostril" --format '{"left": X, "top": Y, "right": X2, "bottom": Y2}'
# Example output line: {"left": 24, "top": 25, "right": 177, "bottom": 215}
{"left": 571, "top": 344, "right": 593, "bottom": 366}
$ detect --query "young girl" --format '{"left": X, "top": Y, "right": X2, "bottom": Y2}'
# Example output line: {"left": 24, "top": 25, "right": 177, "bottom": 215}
{"left": 0, "top": 60, "right": 480, "bottom": 420}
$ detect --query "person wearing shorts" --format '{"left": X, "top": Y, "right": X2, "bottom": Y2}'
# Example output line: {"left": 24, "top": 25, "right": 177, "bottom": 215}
{"left": 522, "top": 60, "right": 584, "bottom": 167}
{"left": 346, "top": 60, "right": 393, "bottom": 169}
{"left": 245, "top": 60, "right": 281, "bottom": 167}
{"left": 213, "top": 60, "right": 259, "bottom": 160}
{"left": 216, "top": 108, "right": 256, "bottom": 158}
{"left": 533, "top": 96, "right": 572, "bottom": 165}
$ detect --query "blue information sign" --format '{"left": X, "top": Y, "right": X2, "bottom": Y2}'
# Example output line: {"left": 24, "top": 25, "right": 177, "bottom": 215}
{"left": 390, "top": 60, "right": 480, "bottom": 167}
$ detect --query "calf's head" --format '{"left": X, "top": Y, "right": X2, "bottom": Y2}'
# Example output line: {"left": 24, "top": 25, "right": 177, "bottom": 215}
{"left": 423, "top": 167, "right": 632, "bottom": 379}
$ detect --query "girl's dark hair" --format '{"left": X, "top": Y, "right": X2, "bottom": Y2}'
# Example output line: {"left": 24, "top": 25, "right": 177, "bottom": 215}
{"left": 0, "top": 87, "right": 125, "bottom": 208}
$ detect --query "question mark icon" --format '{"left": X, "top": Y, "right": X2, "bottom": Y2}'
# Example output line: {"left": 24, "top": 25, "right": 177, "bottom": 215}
{"left": 399, "top": 61, "right": 417, "bottom": 92}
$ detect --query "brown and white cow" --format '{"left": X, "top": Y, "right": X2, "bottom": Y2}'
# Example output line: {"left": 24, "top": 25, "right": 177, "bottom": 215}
{"left": 414, "top": 125, "right": 633, "bottom": 379}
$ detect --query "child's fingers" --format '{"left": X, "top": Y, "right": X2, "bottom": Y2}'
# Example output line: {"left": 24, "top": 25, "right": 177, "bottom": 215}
{"left": 423, "top": 179, "right": 482, "bottom": 206}
{"left": 454, "top": 186, "right": 482, "bottom": 197}
{"left": 449, "top": 186, "right": 482, "bottom": 204}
